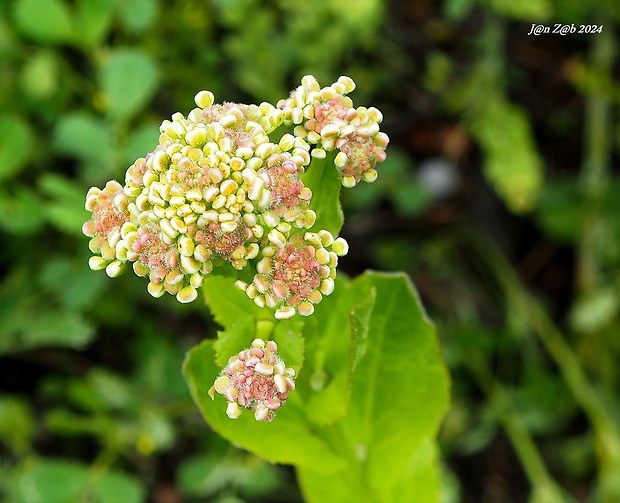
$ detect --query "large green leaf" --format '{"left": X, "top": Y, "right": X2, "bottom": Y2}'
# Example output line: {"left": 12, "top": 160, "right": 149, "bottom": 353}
{"left": 301, "top": 275, "right": 375, "bottom": 425}
{"left": 298, "top": 272, "right": 450, "bottom": 503}
{"left": 99, "top": 49, "right": 159, "bottom": 121}
{"left": 187, "top": 271, "right": 449, "bottom": 502}
{"left": 182, "top": 339, "right": 345, "bottom": 473}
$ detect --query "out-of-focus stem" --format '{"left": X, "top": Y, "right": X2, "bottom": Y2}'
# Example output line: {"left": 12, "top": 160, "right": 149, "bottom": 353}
{"left": 577, "top": 21, "right": 614, "bottom": 292}
{"left": 466, "top": 357, "right": 570, "bottom": 503}
{"left": 470, "top": 233, "right": 620, "bottom": 502}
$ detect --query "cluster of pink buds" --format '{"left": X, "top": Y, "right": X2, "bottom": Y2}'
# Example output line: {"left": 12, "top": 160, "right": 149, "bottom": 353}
{"left": 208, "top": 339, "right": 296, "bottom": 422}
{"left": 83, "top": 75, "right": 387, "bottom": 318}
{"left": 234, "top": 230, "right": 348, "bottom": 319}
{"left": 278, "top": 75, "right": 389, "bottom": 188}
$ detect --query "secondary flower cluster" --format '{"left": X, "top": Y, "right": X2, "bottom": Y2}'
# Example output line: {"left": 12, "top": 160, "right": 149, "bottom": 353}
{"left": 278, "top": 75, "right": 389, "bottom": 188}
{"left": 83, "top": 76, "right": 386, "bottom": 319}
{"left": 209, "top": 338, "right": 296, "bottom": 422}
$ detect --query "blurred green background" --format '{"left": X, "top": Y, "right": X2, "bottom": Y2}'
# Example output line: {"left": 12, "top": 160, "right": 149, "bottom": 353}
{"left": 1, "top": 0, "right": 619, "bottom": 501}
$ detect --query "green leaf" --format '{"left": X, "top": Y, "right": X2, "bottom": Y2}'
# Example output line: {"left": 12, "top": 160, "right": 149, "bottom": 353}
{"left": 302, "top": 275, "right": 375, "bottom": 425}
{"left": 13, "top": 459, "right": 87, "bottom": 503}
{"left": 0, "top": 185, "right": 45, "bottom": 235}
{"left": 0, "top": 396, "right": 35, "bottom": 454}
{"left": 20, "top": 50, "right": 60, "bottom": 100}
{"left": 205, "top": 274, "right": 305, "bottom": 373}
{"left": 488, "top": 0, "right": 552, "bottom": 20}
{"left": 202, "top": 274, "right": 265, "bottom": 328}
{"left": 570, "top": 288, "right": 619, "bottom": 334}
{"left": 178, "top": 455, "right": 223, "bottom": 497}
{"left": 12, "top": 0, "right": 73, "bottom": 43}
{"left": 443, "top": 0, "right": 475, "bottom": 21}
{"left": 271, "top": 318, "right": 305, "bottom": 371}
{"left": 73, "top": 0, "right": 116, "bottom": 47}
{"left": 302, "top": 154, "right": 344, "bottom": 235}
{"left": 183, "top": 339, "right": 345, "bottom": 473}
{"left": 117, "top": 0, "right": 159, "bottom": 34}
{"left": 12, "top": 460, "right": 145, "bottom": 503}
{"left": 213, "top": 317, "right": 257, "bottom": 368}
{"left": 350, "top": 285, "right": 375, "bottom": 372}
{"left": 399, "top": 439, "right": 442, "bottom": 502}
{"left": 535, "top": 179, "right": 583, "bottom": 243}
{"left": 38, "top": 173, "right": 90, "bottom": 236}
{"left": 470, "top": 98, "right": 544, "bottom": 213}
{"left": 0, "top": 307, "right": 95, "bottom": 355}
{"left": 123, "top": 122, "right": 160, "bottom": 165}
{"left": 97, "top": 471, "right": 145, "bottom": 503}
{"left": 39, "top": 256, "right": 107, "bottom": 311}
{"left": 178, "top": 453, "right": 282, "bottom": 499}
{"left": 298, "top": 272, "right": 450, "bottom": 503}
{"left": 53, "top": 111, "right": 111, "bottom": 160}
{"left": 0, "top": 114, "right": 33, "bottom": 181}
{"left": 99, "top": 49, "right": 159, "bottom": 121}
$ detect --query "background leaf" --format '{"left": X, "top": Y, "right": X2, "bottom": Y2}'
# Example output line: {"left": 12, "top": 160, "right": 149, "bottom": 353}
{"left": 97, "top": 469, "right": 145, "bottom": 503}
{"left": 73, "top": 0, "right": 115, "bottom": 48}
{"left": 12, "top": 0, "right": 73, "bottom": 44}
{"left": 38, "top": 173, "right": 91, "bottom": 236}
{"left": 12, "top": 460, "right": 145, "bottom": 503}
{"left": 13, "top": 459, "right": 87, "bottom": 503}
{"left": 0, "top": 114, "right": 32, "bottom": 181}
{"left": 99, "top": 49, "right": 159, "bottom": 121}
{"left": 0, "top": 186, "right": 45, "bottom": 235}
{"left": 470, "top": 98, "right": 544, "bottom": 213}
{"left": 116, "top": 0, "right": 159, "bottom": 34}
{"left": 0, "top": 308, "right": 94, "bottom": 355}
{"left": 52, "top": 111, "right": 115, "bottom": 180}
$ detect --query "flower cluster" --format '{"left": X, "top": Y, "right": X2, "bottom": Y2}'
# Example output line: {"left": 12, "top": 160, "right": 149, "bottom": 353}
{"left": 209, "top": 338, "right": 296, "bottom": 422}
{"left": 83, "top": 75, "right": 386, "bottom": 318}
{"left": 84, "top": 76, "right": 389, "bottom": 421}
{"left": 278, "top": 75, "right": 389, "bottom": 188}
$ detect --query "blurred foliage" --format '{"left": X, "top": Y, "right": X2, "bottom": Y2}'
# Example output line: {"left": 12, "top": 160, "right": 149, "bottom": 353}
{"left": 1, "top": 0, "right": 620, "bottom": 501}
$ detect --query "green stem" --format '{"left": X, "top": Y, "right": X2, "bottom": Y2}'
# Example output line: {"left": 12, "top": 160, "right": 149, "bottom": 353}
{"left": 468, "top": 232, "right": 620, "bottom": 502}
{"left": 577, "top": 21, "right": 614, "bottom": 292}
{"left": 466, "top": 357, "right": 569, "bottom": 503}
